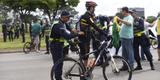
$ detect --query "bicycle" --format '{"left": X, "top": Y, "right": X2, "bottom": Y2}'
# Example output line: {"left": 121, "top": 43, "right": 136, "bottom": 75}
{"left": 148, "top": 29, "right": 158, "bottom": 49}
{"left": 149, "top": 36, "right": 158, "bottom": 49}
{"left": 50, "top": 35, "right": 132, "bottom": 80}
{"left": 23, "top": 38, "right": 36, "bottom": 54}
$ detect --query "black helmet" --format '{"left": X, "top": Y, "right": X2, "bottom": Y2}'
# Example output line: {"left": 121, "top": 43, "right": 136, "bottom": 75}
{"left": 85, "top": 1, "right": 97, "bottom": 7}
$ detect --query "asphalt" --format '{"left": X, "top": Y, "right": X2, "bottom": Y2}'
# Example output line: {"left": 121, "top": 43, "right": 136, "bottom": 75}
{"left": 0, "top": 48, "right": 160, "bottom": 80}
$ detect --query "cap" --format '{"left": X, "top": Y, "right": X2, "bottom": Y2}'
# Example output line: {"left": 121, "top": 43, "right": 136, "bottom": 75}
{"left": 61, "top": 11, "right": 70, "bottom": 17}
{"left": 130, "top": 9, "right": 137, "bottom": 14}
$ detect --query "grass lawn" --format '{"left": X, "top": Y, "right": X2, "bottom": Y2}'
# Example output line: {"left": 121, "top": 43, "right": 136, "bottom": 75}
{"left": 0, "top": 25, "right": 46, "bottom": 50}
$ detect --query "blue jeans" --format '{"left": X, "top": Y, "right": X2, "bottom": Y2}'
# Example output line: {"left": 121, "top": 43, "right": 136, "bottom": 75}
{"left": 121, "top": 38, "right": 134, "bottom": 68}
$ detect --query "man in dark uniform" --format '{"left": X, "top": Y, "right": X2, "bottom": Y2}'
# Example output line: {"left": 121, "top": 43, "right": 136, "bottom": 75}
{"left": 14, "top": 22, "right": 20, "bottom": 39}
{"left": 8, "top": 24, "right": 14, "bottom": 41}
{"left": 20, "top": 23, "right": 25, "bottom": 43}
{"left": 43, "top": 19, "right": 51, "bottom": 54}
{"left": 2, "top": 23, "right": 8, "bottom": 42}
{"left": 50, "top": 11, "right": 84, "bottom": 80}
{"left": 130, "top": 10, "right": 155, "bottom": 70}
{"left": 78, "top": 1, "right": 98, "bottom": 66}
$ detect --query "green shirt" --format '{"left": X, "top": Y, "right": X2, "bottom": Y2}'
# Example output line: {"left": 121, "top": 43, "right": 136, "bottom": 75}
{"left": 119, "top": 15, "right": 134, "bottom": 39}
{"left": 31, "top": 23, "right": 41, "bottom": 37}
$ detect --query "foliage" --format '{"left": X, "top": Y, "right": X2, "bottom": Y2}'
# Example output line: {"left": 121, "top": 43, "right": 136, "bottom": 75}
{"left": 146, "top": 16, "right": 157, "bottom": 23}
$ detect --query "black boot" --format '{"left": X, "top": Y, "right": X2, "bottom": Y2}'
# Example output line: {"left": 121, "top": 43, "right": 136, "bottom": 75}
{"left": 134, "top": 66, "right": 142, "bottom": 71}
{"left": 149, "top": 61, "right": 155, "bottom": 70}
{"left": 134, "top": 62, "right": 142, "bottom": 71}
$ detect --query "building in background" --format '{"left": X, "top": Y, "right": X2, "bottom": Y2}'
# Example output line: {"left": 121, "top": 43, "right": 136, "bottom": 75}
{"left": 118, "top": 7, "right": 145, "bottom": 17}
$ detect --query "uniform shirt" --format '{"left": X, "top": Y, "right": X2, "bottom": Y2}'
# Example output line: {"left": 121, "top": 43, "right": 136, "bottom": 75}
{"left": 2, "top": 24, "right": 7, "bottom": 33}
{"left": 119, "top": 15, "right": 134, "bottom": 39}
{"left": 43, "top": 23, "right": 51, "bottom": 36}
{"left": 79, "top": 12, "right": 95, "bottom": 42}
{"left": 133, "top": 17, "right": 144, "bottom": 34}
{"left": 50, "top": 19, "right": 77, "bottom": 40}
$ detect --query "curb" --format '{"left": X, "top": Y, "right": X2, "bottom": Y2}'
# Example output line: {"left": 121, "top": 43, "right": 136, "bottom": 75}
{"left": 0, "top": 49, "right": 46, "bottom": 54}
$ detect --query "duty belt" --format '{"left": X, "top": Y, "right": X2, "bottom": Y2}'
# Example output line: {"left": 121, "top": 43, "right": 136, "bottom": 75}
{"left": 134, "top": 31, "right": 145, "bottom": 37}
{"left": 51, "top": 38, "right": 65, "bottom": 42}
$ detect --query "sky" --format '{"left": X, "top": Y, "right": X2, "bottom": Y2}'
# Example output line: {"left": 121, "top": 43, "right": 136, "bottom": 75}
{"left": 75, "top": 0, "right": 160, "bottom": 17}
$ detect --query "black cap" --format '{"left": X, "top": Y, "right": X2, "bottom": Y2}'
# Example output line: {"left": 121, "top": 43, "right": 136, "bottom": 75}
{"left": 61, "top": 11, "right": 70, "bottom": 17}
{"left": 130, "top": 9, "right": 137, "bottom": 14}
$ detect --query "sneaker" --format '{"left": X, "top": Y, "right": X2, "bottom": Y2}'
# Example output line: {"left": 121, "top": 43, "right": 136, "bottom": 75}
{"left": 36, "top": 50, "right": 41, "bottom": 53}
{"left": 134, "top": 66, "right": 142, "bottom": 71}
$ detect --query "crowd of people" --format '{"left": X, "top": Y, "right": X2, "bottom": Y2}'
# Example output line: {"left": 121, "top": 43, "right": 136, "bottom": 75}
{"left": 1, "top": 1, "right": 160, "bottom": 80}
{"left": 48, "top": 1, "right": 160, "bottom": 80}
{"left": 2, "top": 21, "right": 25, "bottom": 42}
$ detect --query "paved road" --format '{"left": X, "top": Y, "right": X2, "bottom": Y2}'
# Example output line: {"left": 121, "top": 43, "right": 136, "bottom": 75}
{"left": 0, "top": 48, "right": 160, "bottom": 80}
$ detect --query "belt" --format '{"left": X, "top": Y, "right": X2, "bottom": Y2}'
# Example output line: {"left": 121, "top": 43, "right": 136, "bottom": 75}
{"left": 51, "top": 38, "right": 65, "bottom": 42}
{"left": 134, "top": 31, "right": 145, "bottom": 37}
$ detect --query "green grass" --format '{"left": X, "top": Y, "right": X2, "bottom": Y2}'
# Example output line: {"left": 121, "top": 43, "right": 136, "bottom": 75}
{"left": 0, "top": 25, "right": 46, "bottom": 50}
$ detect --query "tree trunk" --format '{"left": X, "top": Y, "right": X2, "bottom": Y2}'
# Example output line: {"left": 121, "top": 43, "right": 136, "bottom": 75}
{"left": 46, "top": 10, "right": 51, "bottom": 22}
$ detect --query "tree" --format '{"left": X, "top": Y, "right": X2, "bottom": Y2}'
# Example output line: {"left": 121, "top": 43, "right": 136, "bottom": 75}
{"left": 0, "top": 0, "right": 80, "bottom": 23}
{"left": 0, "top": 0, "right": 38, "bottom": 32}
{"left": 0, "top": 2, "right": 12, "bottom": 23}
{"left": 37, "top": 0, "right": 79, "bottom": 22}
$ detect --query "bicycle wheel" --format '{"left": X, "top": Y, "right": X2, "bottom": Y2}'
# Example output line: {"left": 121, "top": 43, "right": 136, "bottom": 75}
{"left": 102, "top": 56, "right": 132, "bottom": 80}
{"left": 23, "top": 42, "right": 31, "bottom": 54}
{"left": 151, "top": 39, "right": 157, "bottom": 49}
{"left": 51, "top": 57, "right": 85, "bottom": 80}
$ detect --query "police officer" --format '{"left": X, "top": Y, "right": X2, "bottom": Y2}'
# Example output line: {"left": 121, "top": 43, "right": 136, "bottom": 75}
{"left": 130, "top": 10, "right": 155, "bottom": 70}
{"left": 43, "top": 19, "right": 51, "bottom": 54}
{"left": 50, "top": 11, "right": 84, "bottom": 80}
{"left": 14, "top": 22, "right": 20, "bottom": 39}
{"left": 2, "top": 23, "right": 8, "bottom": 42}
{"left": 20, "top": 23, "right": 25, "bottom": 43}
{"left": 78, "top": 1, "right": 98, "bottom": 67}
{"left": 8, "top": 24, "right": 14, "bottom": 41}
{"left": 63, "top": 23, "right": 77, "bottom": 56}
